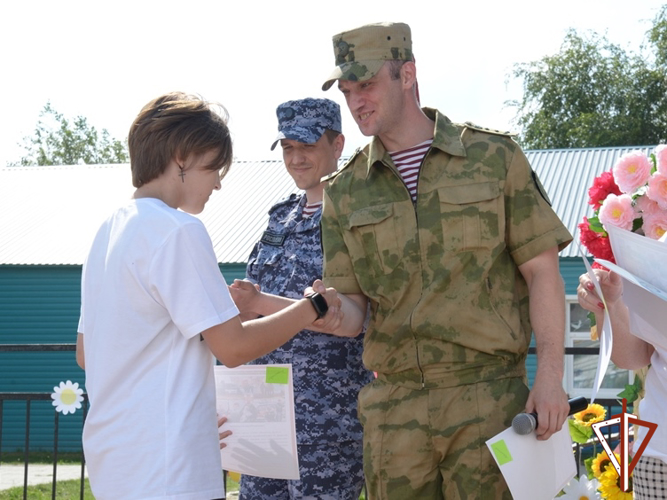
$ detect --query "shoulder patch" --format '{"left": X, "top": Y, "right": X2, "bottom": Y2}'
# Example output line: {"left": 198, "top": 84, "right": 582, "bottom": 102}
{"left": 531, "top": 169, "right": 552, "bottom": 206}
{"left": 322, "top": 147, "right": 364, "bottom": 182}
{"left": 462, "top": 121, "right": 516, "bottom": 138}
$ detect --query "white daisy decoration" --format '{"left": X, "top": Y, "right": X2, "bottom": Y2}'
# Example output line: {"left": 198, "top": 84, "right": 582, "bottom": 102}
{"left": 557, "top": 475, "right": 601, "bottom": 499}
{"left": 51, "top": 380, "right": 84, "bottom": 415}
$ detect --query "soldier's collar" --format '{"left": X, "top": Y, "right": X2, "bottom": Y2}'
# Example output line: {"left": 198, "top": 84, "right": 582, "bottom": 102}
{"left": 364, "top": 108, "right": 466, "bottom": 177}
{"left": 425, "top": 108, "right": 466, "bottom": 158}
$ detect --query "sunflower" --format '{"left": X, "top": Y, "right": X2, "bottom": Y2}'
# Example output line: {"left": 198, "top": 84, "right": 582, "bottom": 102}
{"left": 598, "top": 464, "right": 632, "bottom": 500}
{"left": 573, "top": 403, "right": 606, "bottom": 427}
{"left": 592, "top": 451, "right": 619, "bottom": 479}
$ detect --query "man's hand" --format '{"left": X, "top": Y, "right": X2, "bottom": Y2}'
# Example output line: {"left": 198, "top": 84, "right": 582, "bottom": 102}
{"left": 524, "top": 376, "right": 569, "bottom": 441}
{"left": 305, "top": 278, "right": 327, "bottom": 296}
{"left": 304, "top": 279, "right": 366, "bottom": 337}
{"left": 305, "top": 280, "right": 343, "bottom": 329}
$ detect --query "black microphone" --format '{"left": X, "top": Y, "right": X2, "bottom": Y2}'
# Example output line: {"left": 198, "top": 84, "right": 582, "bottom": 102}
{"left": 511, "top": 396, "right": 588, "bottom": 435}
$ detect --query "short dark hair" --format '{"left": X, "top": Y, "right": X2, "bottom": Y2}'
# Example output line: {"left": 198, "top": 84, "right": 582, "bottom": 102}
{"left": 387, "top": 60, "right": 406, "bottom": 80}
{"left": 323, "top": 129, "right": 342, "bottom": 144}
{"left": 128, "top": 92, "right": 233, "bottom": 188}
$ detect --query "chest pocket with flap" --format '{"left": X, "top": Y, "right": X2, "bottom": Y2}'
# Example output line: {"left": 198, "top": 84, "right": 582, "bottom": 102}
{"left": 345, "top": 203, "right": 401, "bottom": 275}
{"left": 437, "top": 181, "right": 502, "bottom": 252}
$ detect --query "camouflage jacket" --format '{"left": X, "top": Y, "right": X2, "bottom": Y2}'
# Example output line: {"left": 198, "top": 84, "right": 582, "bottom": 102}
{"left": 321, "top": 108, "right": 572, "bottom": 389}
{"left": 246, "top": 193, "right": 372, "bottom": 444}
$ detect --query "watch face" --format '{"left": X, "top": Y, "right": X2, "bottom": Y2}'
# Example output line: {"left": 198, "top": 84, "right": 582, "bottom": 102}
{"left": 308, "top": 292, "right": 328, "bottom": 319}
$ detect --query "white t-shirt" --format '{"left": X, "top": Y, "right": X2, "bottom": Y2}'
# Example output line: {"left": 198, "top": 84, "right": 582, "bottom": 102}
{"left": 78, "top": 198, "right": 239, "bottom": 500}
{"left": 637, "top": 351, "right": 667, "bottom": 463}
{"left": 636, "top": 231, "right": 667, "bottom": 462}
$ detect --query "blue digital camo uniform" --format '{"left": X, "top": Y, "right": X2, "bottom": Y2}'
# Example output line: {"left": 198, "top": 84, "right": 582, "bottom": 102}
{"left": 240, "top": 193, "right": 373, "bottom": 500}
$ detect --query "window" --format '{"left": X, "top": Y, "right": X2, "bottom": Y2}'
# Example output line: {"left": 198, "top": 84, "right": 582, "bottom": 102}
{"left": 564, "top": 296, "right": 633, "bottom": 399}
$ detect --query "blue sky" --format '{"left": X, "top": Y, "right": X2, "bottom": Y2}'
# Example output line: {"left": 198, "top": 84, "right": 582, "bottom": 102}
{"left": 0, "top": 0, "right": 664, "bottom": 166}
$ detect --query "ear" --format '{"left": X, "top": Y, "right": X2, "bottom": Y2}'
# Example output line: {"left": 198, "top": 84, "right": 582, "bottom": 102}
{"left": 333, "top": 134, "right": 345, "bottom": 160}
{"left": 401, "top": 61, "right": 418, "bottom": 90}
{"left": 173, "top": 153, "right": 187, "bottom": 168}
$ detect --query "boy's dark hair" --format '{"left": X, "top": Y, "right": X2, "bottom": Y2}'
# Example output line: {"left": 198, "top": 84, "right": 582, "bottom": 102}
{"left": 128, "top": 92, "right": 233, "bottom": 188}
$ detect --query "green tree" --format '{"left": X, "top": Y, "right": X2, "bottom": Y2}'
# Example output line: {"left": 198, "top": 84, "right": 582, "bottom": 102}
{"left": 507, "top": 6, "right": 667, "bottom": 149}
{"left": 9, "top": 102, "right": 128, "bottom": 166}
{"left": 648, "top": 5, "right": 667, "bottom": 67}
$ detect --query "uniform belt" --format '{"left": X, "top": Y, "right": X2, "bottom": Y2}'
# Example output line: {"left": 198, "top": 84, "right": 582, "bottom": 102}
{"left": 375, "top": 361, "right": 526, "bottom": 390}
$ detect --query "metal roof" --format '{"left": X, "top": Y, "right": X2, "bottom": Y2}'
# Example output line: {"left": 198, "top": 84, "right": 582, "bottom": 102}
{"left": 0, "top": 145, "right": 656, "bottom": 265}
{"left": 0, "top": 161, "right": 297, "bottom": 265}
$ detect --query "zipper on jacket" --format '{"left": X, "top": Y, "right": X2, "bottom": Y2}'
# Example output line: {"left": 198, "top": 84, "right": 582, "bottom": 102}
{"left": 385, "top": 156, "right": 428, "bottom": 388}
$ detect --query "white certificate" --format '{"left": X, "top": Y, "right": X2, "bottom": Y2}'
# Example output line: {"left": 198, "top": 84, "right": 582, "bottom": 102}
{"left": 486, "top": 425, "right": 576, "bottom": 500}
{"left": 214, "top": 364, "right": 299, "bottom": 480}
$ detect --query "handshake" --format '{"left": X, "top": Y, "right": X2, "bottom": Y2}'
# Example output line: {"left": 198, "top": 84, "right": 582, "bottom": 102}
{"left": 229, "top": 278, "right": 345, "bottom": 334}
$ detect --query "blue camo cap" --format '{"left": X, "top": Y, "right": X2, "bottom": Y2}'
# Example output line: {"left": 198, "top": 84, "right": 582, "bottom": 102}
{"left": 270, "top": 98, "right": 342, "bottom": 150}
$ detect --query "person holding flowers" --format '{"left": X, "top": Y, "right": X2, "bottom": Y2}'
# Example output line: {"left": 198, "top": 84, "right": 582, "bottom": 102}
{"left": 578, "top": 146, "right": 667, "bottom": 499}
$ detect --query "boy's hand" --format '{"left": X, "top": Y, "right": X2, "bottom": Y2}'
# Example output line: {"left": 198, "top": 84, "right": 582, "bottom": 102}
{"left": 228, "top": 279, "right": 261, "bottom": 315}
{"left": 217, "top": 415, "right": 232, "bottom": 450}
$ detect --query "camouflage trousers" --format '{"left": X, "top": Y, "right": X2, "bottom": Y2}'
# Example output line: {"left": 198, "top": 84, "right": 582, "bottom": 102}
{"left": 358, "top": 376, "right": 529, "bottom": 499}
{"left": 239, "top": 439, "right": 364, "bottom": 500}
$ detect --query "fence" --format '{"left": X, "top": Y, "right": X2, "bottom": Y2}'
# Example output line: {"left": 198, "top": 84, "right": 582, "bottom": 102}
{"left": 0, "top": 344, "right": 88, "bottom": 499}
{"left": 0, "top": 343, "right": 627, "bottom": 499}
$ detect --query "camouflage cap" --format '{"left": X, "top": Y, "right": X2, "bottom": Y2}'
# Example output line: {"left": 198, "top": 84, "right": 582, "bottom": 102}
{"left": 322, "top": 22, "right": 413, "bottom": 91}
{"left": 270, "top": 98, "right": 342, "bottom": 151}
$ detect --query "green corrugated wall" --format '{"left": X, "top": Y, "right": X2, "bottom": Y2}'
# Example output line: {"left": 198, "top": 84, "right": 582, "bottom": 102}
{"left": 559, "top": 257, "right": 590, "bottom": 296}
{"left": 0, "top": 263, "right": 247, "bottom": 452}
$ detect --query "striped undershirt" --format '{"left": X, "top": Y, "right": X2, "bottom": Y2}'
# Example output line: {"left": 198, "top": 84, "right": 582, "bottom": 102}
{"left": 388, "top": 139, "right": 433, "bottom": 201}
{"left": 302, "top": 201, "right": 322, "bottom": 218}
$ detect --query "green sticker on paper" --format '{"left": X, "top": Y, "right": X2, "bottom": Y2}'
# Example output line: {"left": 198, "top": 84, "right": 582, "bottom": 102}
{"left": 490, "top": 440, "right": 513, "bottom": 466}
{"left": 266, "top": 367, "right": 289, "bottom": 384}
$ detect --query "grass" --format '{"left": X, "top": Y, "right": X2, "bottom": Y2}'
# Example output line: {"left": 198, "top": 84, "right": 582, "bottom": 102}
{"left": 0, "top": 459, "right": 364, "bottom": 499}
{"left": 0, "top": 466, "right": 240, "bottom": 499}
{"left": 0, "top": 452, "right": 84, "bottom": 465}
{"left": 0, "top": 479, "right": 93, "bottom": 500}
{"left": 0, "top": 474, "right": 366, "bottom": 499}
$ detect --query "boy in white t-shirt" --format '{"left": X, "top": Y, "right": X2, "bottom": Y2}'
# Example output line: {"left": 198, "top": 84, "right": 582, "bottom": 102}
{"left": 76, "top": 92, "right": 340, "bottom": 500}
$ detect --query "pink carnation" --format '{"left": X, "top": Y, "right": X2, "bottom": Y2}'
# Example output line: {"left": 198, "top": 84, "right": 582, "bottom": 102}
{"left": 613, "top": 151, "right": 652, "bottom": 193}
{"left": 647, "top": 172, "right": 667, "bottom": 210}
{"left": 634, "top": 194, "right": 661, "bottom": 216}
{"left": 599, "top": 193, "right": 635, "bottom": 231}
{"left": 655, "top": 144, "right": 667, "bottom": 175}
{"left": 642, "top": 211, "right": 667, "bottom": 240}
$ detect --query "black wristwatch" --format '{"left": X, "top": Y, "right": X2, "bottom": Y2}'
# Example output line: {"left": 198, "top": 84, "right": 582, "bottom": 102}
{"left": 305, "top": 292, "right": 328, "bottom": 319}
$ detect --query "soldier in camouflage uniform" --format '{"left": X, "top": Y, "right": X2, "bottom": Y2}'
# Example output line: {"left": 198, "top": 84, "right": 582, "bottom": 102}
{"left": 317, "top": 22, "right": 574, "bottom": 499}
{"left": 232, "top": 98, "right": 373, "bottom": 499}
